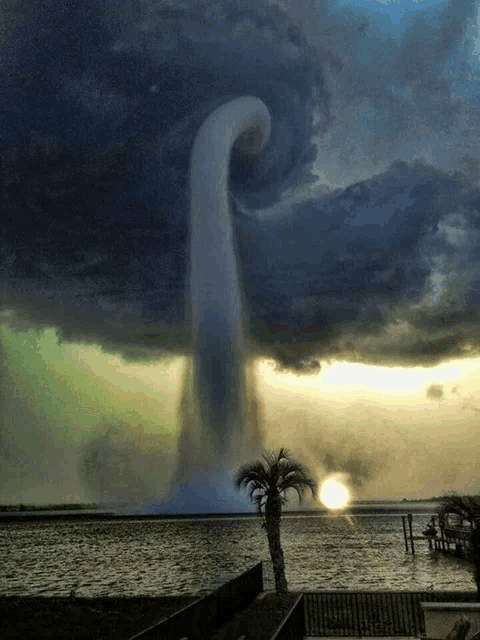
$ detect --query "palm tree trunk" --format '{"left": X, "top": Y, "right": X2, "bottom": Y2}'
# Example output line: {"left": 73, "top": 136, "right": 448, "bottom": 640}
{"left": 265, "top": 517, "right": 289, "bottom": 611}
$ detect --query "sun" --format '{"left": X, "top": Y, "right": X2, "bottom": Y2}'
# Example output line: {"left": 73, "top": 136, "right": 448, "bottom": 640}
{"left": 320, "top": 475, "right": 350, "bottom": 510}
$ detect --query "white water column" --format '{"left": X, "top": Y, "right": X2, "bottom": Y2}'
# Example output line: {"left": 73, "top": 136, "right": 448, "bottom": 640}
{"left": 173, "top": 97, "right": 271, "bottom": 492}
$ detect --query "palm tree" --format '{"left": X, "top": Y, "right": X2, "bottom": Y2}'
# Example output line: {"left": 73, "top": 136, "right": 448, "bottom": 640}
{"left": 439, "top": 494, "right": 480, "bottom": 526}
{"left": 234, "top": 448, "right": 317, "bottom": 611}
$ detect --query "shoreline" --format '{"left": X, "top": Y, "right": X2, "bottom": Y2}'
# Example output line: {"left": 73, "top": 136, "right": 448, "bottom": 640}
{"left": 0, "top": 502, "right": 440, "bottom": 523}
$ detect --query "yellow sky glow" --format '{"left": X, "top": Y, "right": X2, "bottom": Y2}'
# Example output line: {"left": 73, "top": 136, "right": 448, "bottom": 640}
{"left": 10, "top": 328, "right": 480, "bottom": 501}
{"left": 256, "top": 356, "right": 480, "bottom": 405}
{"left": 65, "top": 343, "right": 480, "bottom": 424}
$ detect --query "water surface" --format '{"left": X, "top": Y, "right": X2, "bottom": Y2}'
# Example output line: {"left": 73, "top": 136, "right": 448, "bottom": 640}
{"left": 0, "top": 505, "right": 475, "bottom": 597}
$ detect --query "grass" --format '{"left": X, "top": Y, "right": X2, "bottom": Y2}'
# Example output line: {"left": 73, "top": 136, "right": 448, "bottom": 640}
{"left": 211, "top": 591, "right": 300, "bottom": 640}
{"left": 0, "top": 595, "right": 198, "bottom": 639}
{"left": 0, "top": 590, "right": 298, "bottom": 639}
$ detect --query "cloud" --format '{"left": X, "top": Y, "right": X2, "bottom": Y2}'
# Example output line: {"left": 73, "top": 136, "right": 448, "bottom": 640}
{"left": 426, "top": 384, "right": 444, "bottom": 400}
{"left": 78, "top": 418, "right": 173, "bottom": 506}
{"left": 0, "top": 324, "right": 179, "bottom": 505}
{"left": 261, "top": 396, "right": 480, "bottom": 501}
{"left": 1, "top": 0, "right": 480, "bottom": 371}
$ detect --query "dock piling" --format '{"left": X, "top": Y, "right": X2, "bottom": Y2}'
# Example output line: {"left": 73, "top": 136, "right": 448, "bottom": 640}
{"left": 408, "top": 513, "right": 415, "bottom": 555}
{"left": 402, "top": 516, "right": 409, "bottom": 553}
{"left": 402, "top": 514, "right": 415, "bottom": 554}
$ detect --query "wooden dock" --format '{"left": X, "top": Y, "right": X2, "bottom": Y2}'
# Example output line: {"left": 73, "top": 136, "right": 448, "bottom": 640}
{"left": 426, "top": 529, "right": 472, "bottom": 556}
{"left": 423, "top": 515, "right": 473, "bottom": 556}
{"left": 304, "top": 591, "right": 477, "bottom": 637}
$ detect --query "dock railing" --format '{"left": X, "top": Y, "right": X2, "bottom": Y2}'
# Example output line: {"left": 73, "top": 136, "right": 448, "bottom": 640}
{"left": 424, "top": 514, "right": 473, "bottom": 555}
{"left": 127, "top": 561, "right": 263, "bottom": 640}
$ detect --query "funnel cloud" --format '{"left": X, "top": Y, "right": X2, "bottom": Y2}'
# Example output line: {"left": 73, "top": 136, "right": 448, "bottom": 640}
{"left": 2, "top": 0, "right": 480, "bottom": 370}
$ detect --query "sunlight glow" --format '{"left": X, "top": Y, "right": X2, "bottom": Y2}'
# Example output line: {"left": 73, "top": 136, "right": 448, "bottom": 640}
{"left": 320, "top": 475, "right": 350, "bottom": 510}
{"left": 255, "top": 357, "right": 480, "bottom": 403}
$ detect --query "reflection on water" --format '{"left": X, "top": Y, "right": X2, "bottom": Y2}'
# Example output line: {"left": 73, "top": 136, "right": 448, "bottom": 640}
{"left": 0, "top": 512, "right": 475, "bottom": 597}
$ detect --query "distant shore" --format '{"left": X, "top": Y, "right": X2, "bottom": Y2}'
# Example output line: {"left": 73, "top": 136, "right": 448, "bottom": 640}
{"left": 0, "top": 500, "right": 441, "bottom": 522}
{"left": 0, "top": 497, "right": 442, "bottom": 513}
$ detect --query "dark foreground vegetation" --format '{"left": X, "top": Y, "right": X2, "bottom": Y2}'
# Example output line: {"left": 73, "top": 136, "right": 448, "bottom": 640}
{"left": 0, "top": 592, "right": 291, "bottom": 640}
{"left": 212, "top": 591, "right": 299, "bottom": 640}
{"left": 0, "top": 503, "right": 98, "bottom": 512}
{"left": 0, "top": 596, "right": 198, "bottom": 639}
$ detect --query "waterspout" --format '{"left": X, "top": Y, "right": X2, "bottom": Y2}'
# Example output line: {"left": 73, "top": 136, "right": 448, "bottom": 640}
{"left": 167, "top": 97, "right": 272, "bottom": 513}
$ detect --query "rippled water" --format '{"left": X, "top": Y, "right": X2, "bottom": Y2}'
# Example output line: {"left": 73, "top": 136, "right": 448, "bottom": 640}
{"left": 0, "top": 508, "right": 475, "bottom": 597}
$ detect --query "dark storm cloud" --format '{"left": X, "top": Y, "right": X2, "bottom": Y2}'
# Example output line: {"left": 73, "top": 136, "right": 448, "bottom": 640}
{"left": 2, "top": 0, "right": 480, "bottom": 370}
{"left": 0, "top": 0, "right": 328, "bottom": 358}
{"left": 241, "top": 160, "right": 480, "bottom": 368}
{"left": 315, "top": 0, "right": 475, "bottom": 145}
{"left": 426, "top": 384, "right": 444, "bottom": 400}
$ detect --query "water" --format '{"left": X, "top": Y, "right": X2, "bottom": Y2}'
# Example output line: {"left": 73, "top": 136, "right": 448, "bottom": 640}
{"left": 0, "top": 504, "right": 476, "bottom": 598}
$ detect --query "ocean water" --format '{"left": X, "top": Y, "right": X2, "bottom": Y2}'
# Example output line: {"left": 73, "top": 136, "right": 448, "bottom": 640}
{"left": 0, "top": 503, "right": 475, "bottom": 598}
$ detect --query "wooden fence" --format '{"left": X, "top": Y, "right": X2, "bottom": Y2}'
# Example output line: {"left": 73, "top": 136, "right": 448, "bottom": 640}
{"left": 128, "top": 562, "right": 263, "bottom": 640}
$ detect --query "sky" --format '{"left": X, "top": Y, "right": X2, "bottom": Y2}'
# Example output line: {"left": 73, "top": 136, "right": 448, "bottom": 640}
{"left": 2, "top": 0, "right": 480, "bottom": 510}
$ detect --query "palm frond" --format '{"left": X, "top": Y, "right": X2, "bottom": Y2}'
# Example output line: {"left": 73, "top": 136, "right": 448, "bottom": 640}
{"left": 278, "top": 465, "right": 317, "bottom": 504}
{"left": 439, "top": 494, "right": 480, "bottom": 523}
{"left": 234, "top": 461, "right": 268, "bottom": 489}
{"left": 253, "top": 492, "right": 266, "bottom": 515}
{"left": 261, "top": 447, "right": 290, "bottom": 466}
{"left": 234, "top": 448, "right": 316, "bottom": 512}
{"left": 281, "top": 477, "right": 316, "bottom": 501}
